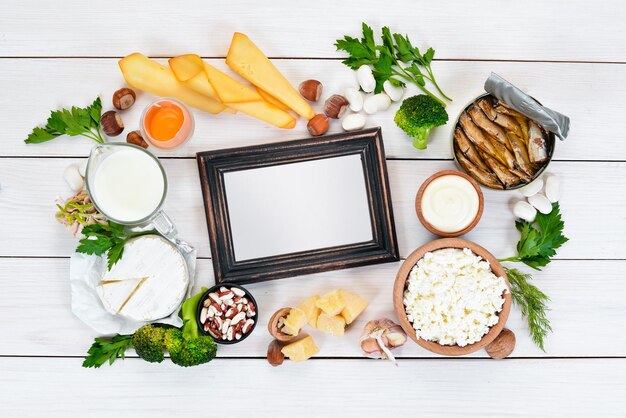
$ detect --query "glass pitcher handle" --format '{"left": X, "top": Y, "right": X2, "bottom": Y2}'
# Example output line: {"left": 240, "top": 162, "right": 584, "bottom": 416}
{"left": 151, "top": 210, "right": 194, "bottom": 254}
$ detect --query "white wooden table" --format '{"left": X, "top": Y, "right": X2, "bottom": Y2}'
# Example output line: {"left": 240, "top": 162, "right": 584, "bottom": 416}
{"left": 1, "top": 1, "right": 625, "bottom": 416}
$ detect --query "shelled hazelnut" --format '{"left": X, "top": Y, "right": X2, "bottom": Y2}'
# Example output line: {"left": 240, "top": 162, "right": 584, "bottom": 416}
{"left": 126, "top": 130, "right": 148, "bottom": 149}
{"left": 324, "top": 94, "right": 349, "bottom": 119}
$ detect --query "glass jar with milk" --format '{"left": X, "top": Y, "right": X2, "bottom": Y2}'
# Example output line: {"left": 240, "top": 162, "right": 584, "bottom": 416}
{"left": 85, "top": 143, "right": 185, "bottom": 247}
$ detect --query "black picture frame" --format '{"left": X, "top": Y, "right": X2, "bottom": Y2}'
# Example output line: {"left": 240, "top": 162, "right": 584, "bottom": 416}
{"left": 196, "top": 127, "right": 399, "bottom": 285}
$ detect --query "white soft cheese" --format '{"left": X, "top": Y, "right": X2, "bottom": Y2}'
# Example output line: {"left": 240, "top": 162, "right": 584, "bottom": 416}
{"left": 403, "top": 248, "right": 507, "bottom": 347}
{"left": 96, "top": 235, "right": 189, "bottom": 322}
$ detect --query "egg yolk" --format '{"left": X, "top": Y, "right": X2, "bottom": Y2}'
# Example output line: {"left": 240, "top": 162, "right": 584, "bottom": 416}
{"left": 149, "top": 106, "right": 184, "bottom": 141}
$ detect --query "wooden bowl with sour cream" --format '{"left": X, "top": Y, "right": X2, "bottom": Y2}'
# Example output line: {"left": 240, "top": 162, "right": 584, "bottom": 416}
{"left": 393, "top": 238, "right": 511, "bottom": 356}
{"left": 415, "top": 170, "right": 484, "bottom": 237}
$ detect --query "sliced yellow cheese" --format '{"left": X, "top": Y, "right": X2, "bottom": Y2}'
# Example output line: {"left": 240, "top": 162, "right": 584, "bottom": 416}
{"left": 226, "top": 32, "right": 315, "bottom": 120}
{"left": 118, "top": 53, "right": 226, "bottom": 114}
{"left": 256, "top": 88, "right": 291, "bottom": 111}
{"left": 281, "top": 308, "right": 307, "bottom": 336}
{"left": 315, "top": 289, "right": 345, "bottom": 316}
{"left": 169, "top": 54, "right": 295, "bottom": 128}
{"left": 281, "top": 335, "right": 319, "bottom": 362}
{"left": 316, "top": 313, "right": 345, "bottom": 337}
{"left": 339, "top": 290, "right": 369, "bottom": 325}
{"left": 297, "top": 295, "right": 321, "bottom": 328}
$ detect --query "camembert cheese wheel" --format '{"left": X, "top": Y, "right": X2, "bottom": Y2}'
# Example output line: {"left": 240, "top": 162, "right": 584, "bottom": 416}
{"left": 96, "top": 235, "right": 189, "bottom": 322}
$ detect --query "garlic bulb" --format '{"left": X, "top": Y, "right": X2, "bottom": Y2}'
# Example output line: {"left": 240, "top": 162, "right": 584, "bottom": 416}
{"left": 360, "top": 319, "right": 407, "bottom": 365}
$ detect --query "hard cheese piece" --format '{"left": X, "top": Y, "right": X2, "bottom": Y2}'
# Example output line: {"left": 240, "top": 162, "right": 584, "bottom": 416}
{"left": 119, "top": 53, "right": 226, "bottom": 114}
{"left": 256, "top": 88, "right": 291, "bottom": 111}
{"left": 169, "top": 54, "right": 295, "bottom": 128}
{"left": 281, "top": 335, "right": 320, "bottom": 362}
{"left": 340, "top": 290, "right": 369, "bottom": 324}
{"left": 297, "top": 295, "right": 321, "bottom": 327}
{"left": 226, "top": 32, "right": 315, "bottom": 120}
{"left": 316, "top": 313, "right": 346, "bottom": 337}
{"left": 96, "top": 235, "right": 189, "bottom": 322}
{"left": 281, "top": 308, "right": 307, "bottom": 336}
{"left": 315, "top": 289, "right": 346, "bottom": 316}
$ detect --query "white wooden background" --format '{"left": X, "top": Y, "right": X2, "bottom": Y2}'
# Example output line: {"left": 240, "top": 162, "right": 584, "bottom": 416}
{"left": 1, "top": 1, "right": 625, "bottom": 416}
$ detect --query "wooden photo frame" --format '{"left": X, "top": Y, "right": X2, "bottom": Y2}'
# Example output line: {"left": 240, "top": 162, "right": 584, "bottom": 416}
{"left": 196, "top": 127, "right": 399, "bottom": 284}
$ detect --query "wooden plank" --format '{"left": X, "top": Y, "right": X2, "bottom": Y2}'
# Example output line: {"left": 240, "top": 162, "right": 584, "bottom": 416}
{"left": 0, "top": 158, "right": 621, "bottom": 259}
{"left": 1, "top": 58, "right": 621, "bottom": 160}
{"left": 1, "top": 258, "right": 624, "bottom": 358}
{"left": 1, "top": 0, "right": 624, "bottom": 62}
{"left": 1, "top": 357, "right": 624, "bottom": 417}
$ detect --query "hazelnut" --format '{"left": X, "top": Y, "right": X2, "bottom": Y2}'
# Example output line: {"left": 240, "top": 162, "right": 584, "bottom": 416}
{"left": 126, "top": 130, "right": 148, "bottom": 149}
{"left": 323, "top": 94, "right": 349, "bottom": 119}
{"left": 100, "top": 111, "right": 124, "bottom": 137}
{"left": 485, "top": 328, "right": 516, "bottom": 359}
{"left": 299, "top": 79, "right": 323, "bottom": 102}
{"left": 112, "top": 88, "right": 136, "bottom": 110}
{"left": 267, "top": 340, "right": 284, "bottom": 367}
{"left": 307, "top": 114, "right": 329, "bottom": 136}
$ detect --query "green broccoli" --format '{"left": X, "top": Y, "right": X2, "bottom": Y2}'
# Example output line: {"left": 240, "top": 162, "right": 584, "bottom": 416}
{"left": 394, "top": 94, "right": 449, "bottom": 150}
{"left": 132, "top": 324, "right": 167, "bottom": 363}
{"left": 165, "top": 327, "right": 217, "bottom": 367}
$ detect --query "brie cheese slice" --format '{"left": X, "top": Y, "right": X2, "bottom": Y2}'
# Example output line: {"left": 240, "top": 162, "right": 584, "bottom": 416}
{"left": 96, "top": 235, "right": 189, "bottom": 322}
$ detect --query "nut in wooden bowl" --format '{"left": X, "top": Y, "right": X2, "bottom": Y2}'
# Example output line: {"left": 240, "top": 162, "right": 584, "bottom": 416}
{"left": 268, "top": 307, "right": 300, "bottom": 342}
{"left": 393, "top": 238, "right": 511, "bottom": 356}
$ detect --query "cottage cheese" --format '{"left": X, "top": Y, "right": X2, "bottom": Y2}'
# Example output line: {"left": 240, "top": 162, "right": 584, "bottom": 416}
{"left": 403, "top": 248, "right": 508, "bottom": 347}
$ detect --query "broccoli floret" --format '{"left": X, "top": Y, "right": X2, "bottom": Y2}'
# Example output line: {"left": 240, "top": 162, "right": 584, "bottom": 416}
{"left": 394, "top": 94, "right": 449, "bottom": 150}
{"left": 164, "top": 327, "right": 217, "bottom": 367}
{"left": 132, "top": 324, "right": 167, "bottom": 363}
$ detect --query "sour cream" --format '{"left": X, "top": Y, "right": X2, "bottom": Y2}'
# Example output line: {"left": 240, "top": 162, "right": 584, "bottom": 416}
{"left": 420, "top": 174, "right": 479, "bottom": 233}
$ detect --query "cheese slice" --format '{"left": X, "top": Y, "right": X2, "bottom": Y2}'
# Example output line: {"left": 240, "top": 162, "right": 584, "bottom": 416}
{"left": 226, "top": 33, "right": 315, "bottom": 119}
{"left": 119, "top": 53, "right": 226, "bottom": 114}
{"left": 169, "top": 54, "right": 295, "bottom": 128}
{"left": 96, "top": 235, "right": 189, "bottom": 322}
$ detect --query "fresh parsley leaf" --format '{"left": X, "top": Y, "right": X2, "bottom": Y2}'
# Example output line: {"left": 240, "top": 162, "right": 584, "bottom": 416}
{"left": 509, "top": 203, "right": 568, "bottom": 270}
{"left": 505, "top": 267, "right": 552, "bottom": 351}
{"left": 24, "top": 97, "right": 105, "bottom": 144}
{"left": 82, "top": 334, "right": 134, "bottom": 368}
{"left": 76, "top": 222, "right": 156, "bottom": 270}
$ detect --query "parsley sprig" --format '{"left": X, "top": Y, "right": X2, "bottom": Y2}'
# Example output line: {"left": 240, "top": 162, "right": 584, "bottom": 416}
{"left": 82, "top": 334, "right": 133, "bottom": 368}
{"left": 500, "top": 203, "right": 568, "bottom": 269}
{"left": 335, "top": 23, "right": 451, "bottom": 106}
{"left": 76, "top": 222, "right": 155, "bottom": 270}
{"left": 499, "top": 202, "right": 568, "bottom": 351}
{"left": 24, "top": 97, "right": 104, "bottom": 144}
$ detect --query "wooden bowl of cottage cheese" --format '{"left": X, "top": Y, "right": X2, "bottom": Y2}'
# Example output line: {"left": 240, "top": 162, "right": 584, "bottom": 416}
{"left": 393, "top": 238, "right": 511, "bottom": 356}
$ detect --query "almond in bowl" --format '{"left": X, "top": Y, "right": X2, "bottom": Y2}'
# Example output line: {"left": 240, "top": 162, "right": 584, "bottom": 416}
{"left": 393, "top": 238, "right": 511, "bottom": 356}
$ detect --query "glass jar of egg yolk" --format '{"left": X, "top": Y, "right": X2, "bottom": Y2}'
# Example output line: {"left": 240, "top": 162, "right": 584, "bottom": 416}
{"left": 141, "top": 98, "right": 194, "bottom": 149}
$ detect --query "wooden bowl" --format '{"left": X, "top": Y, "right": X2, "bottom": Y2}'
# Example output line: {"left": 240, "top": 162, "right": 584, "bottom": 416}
{"left": 415, "top": 170, "right": 484, "bottom": 237}
{"left": 393, "top": 238, "right": 511, "bottom": 356}
{"left": 267, "top": 307, "right": 298, "bottom": 342}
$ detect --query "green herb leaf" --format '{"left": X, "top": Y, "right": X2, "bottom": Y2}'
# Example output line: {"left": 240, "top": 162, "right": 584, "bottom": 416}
{"left": 505, "top": 267, "right": 552, "bottom": 351}
{"left": 24, "top": 97, "right": 105, "bottom": 144}
{"left": 511, "top": 203, "right": 568, "bottom": 270}
{"left": 82, "top": 334, "right": 134, "bottom": 368}
{"left": 76, "top": 223, "right": 156, "bottom": 270}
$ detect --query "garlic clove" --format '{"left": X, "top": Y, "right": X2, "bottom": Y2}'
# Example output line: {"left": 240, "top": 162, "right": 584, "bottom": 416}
{"left": 528, "top": 193, "right": 553, "bottom": 214}
{"left": 519, "top": 178, "right": 544, "bottom": 197}
{"left": 344, "top": 88, "right": 364, "bottom": 112}
{"left": 63, "top": 165, "right": 84, "bottom": 192}
{"left": 513, "top": 200, "right": 537, "bottom": 222}
{"left": 544, "top": 175, "right": 560, "bottom": 203}
{"left": 383, "top": 80, "right": 404, "bottom": 102}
